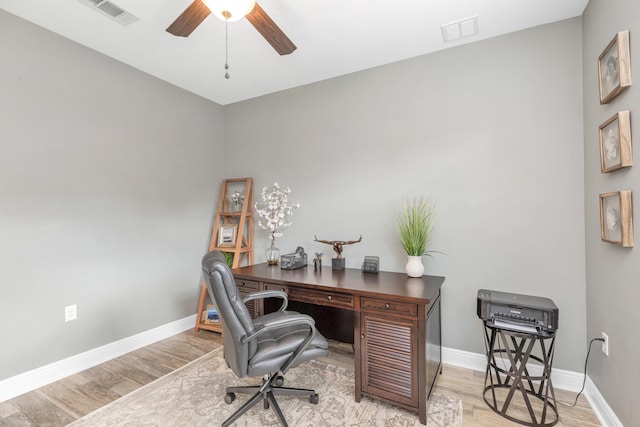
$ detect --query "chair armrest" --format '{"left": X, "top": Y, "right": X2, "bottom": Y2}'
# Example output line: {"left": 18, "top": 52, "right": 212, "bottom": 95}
{"left": 242, "top": 313, "right": 316, "bottom": 344}
{"left": 243, "top": 290, "right": 288, "bottom": 311}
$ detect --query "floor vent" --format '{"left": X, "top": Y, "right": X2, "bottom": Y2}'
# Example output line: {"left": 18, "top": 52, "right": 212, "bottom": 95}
{"left": 441, "top": 16, "right": 479, "bottom": 43}
{"left": 78, "top": 0, "right": 139, "bottom": 26}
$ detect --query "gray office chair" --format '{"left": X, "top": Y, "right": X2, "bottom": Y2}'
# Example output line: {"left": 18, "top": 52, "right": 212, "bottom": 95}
{"left": 201, "top": 251, "right": 329, "bottom": 427}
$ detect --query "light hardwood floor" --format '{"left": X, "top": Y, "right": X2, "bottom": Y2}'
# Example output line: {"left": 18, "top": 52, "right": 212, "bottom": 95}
{"left": 0, "top": 330, "right": 601, "bottom": 426}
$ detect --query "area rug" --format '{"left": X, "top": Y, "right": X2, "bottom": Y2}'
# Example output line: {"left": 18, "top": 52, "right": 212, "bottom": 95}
{"left": 70, "top": 347, "right": 462, "bottom": 427}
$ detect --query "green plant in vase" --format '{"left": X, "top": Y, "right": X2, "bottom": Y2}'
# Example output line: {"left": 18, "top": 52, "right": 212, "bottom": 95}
{"left": 395, "top": 196, "right": 437, "bottom": 277}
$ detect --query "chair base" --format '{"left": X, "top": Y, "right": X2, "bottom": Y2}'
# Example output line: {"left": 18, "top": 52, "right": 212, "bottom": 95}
{"left": 222, "top": 374, "right": 319, "bottom": 427}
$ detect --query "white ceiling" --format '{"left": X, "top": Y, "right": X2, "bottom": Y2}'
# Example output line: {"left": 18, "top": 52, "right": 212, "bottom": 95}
{"left": 1, "top": 0, "right": 588, "bottom": 105}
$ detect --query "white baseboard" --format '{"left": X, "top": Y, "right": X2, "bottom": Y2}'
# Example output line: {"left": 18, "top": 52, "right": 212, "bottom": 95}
{"left": 585, "top": 376, "right": 624, "bottom": 427}
{"left": 442, "top": 346, "right": 620, "bottom": 427}
{"left": 442, "top": 345, "right": 487, "bottom": 372}
{"left": 0, "top": 314, "right": 197, "bottom": 403}
{"left": 443, "top": 345, "right": 584, "bottom": 392}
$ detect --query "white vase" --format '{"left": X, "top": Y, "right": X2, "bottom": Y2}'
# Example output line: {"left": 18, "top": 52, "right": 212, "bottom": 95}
{"left": 405, "top": 255, "right": 424, "bottom": 277}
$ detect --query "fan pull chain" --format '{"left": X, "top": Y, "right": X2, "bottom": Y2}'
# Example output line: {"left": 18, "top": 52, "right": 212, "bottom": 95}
{"left": 224, "top": 20, "right": 230, "bottom": 79}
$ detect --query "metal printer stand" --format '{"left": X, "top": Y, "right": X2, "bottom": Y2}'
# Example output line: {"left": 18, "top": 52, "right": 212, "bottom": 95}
{"left": 482, "top": 322, "right": 558, "bottom": 427}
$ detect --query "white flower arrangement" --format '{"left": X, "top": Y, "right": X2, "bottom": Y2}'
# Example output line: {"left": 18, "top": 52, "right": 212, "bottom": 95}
{"left": 255, "top": 182, "right": 300, "bottom": 240}
{"left": 229, "top": 190, "right": 244, "bottom": 207}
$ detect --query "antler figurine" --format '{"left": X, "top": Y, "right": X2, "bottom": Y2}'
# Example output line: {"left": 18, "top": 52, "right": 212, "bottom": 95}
{"left": 313, "top": 235, "right": 362, "bottom": 259}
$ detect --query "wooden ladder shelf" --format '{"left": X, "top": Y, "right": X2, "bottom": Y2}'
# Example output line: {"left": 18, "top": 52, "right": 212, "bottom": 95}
{"left": 195, "top": 177, "right": 254, "bottom": 333}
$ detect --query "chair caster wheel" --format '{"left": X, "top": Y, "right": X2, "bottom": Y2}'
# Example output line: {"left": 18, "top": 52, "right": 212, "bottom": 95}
{"left": 274, "top": 374, "right": 284, "bottom": 387}
{"left": 310, "top": 393, "right": 319, "bottom": 405}
{"left": 224, "top": 392, "right": 236, "bottom": 404}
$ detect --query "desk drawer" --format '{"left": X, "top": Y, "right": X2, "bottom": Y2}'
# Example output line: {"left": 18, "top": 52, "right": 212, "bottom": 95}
{"left": 264, "top": 283, "right": 354, "bottom": 309}
{"left": 236, "top": 279, "right": 259, "bottom": 291}
{"left": 361, "top": 297, "right": 418, "bottom": 317}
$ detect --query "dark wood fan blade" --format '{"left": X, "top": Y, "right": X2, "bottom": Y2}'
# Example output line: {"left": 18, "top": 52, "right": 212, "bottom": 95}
{"left": 166, "top": 0, "right": 211, "bottom": 37}
{"left": 245, "top": 3, "right": 296, "bottom": 55}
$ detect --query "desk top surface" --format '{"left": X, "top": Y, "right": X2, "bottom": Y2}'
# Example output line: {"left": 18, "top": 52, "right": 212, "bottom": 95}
{"left": 233, "top": 263, "right": 445, "bottom": 304}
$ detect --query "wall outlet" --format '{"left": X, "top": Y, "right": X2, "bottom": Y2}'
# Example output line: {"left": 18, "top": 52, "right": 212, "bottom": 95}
{"left": 601, "top": 332, "right": 609, "bottom": 357}
{"left": 65, "top": 304, "right": 77, "bottom": 322}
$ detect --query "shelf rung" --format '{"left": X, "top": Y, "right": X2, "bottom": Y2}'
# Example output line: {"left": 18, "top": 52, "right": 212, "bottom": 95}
{"left": 219, "top": 212, "right": 253, "bottom": 216}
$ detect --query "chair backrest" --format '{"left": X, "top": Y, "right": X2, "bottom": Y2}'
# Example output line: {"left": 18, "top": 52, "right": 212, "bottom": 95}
{"left": 201, "top": 251, "right": 256, "bottom": 378}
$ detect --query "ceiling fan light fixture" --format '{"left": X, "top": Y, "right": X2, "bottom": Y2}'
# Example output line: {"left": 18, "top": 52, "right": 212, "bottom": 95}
{"left": 203, "top": 0, "right": 256, "bottom": 22}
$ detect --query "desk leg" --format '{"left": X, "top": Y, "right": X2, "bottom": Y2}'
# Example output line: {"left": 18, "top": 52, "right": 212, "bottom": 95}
{"left": 354, "top": 311, "right": 362, "bottom": 402}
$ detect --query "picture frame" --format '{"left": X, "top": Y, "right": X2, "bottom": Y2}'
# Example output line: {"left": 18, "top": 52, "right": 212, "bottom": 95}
{"left": 599, "top": 110, "right": 632, "bottom": 173}
{"left": 599, "top": 191, "right": 634, "bottom": 247}
{"left": 598, "top": 30, "right": 631, "bottom": 104}
{"left": 217, "top": 224, "right": 238, "bottom": 247}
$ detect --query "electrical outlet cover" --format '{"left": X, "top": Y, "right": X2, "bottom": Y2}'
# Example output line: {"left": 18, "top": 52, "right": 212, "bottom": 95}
{"left": 65, "top": 304, "right": 77, "bottom": 322}
{"left": 601, "top": 332, "right": 609, "bottom": 356}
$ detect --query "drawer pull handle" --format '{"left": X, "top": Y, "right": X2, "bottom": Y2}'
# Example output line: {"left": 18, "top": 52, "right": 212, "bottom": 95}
{"left": 385, "top": 303, "right": 390, "bottom": 309}
{"left": 327, "top": 295, "right": 332, "bottom": 300}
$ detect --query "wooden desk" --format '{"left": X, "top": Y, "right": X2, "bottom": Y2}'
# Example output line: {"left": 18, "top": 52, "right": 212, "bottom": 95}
{"left": 232, "top": 263, "right": 445, "bottom": 425}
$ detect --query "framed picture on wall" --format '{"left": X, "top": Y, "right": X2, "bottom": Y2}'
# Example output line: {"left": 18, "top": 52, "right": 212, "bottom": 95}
{"left": 599, "top": 110, "right": 632, "bottom": 173}
{"left": 217, "top": 224, "right": 238, "bottom": 247}
{"left": 598, "top": 30, "right": 632, "bottom": 104}
{"left": 599, "top": 191, "right": 634, "bottom": 247}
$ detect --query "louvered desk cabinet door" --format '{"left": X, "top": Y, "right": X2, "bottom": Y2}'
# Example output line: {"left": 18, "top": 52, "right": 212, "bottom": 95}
{"left": 361, "top": 313, "right": 418, "bottom": 408}
{"left": 360, "top": 297, "right": 419, "bottom": 409}
{"left": 359, "top": 293, "right": 441, "bottom": 424}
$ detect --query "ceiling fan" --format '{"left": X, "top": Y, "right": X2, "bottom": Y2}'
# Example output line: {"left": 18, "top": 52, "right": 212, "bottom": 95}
{"left": 166, "top": 0, "right": 296, "bottom": 55}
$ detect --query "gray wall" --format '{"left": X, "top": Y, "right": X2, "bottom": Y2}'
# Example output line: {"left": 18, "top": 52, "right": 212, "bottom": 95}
{"left": 583, "top": 1, "right": 640, "bottom": 426}
{"left": 0, "top": 10, "right": 224, "bottom": 380}
{"left": 223, "top": 18, "right": 587, "bottom": 372}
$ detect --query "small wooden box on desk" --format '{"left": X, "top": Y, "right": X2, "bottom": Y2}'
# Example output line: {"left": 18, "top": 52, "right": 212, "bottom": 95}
{"left": 232, "top": 263, "right": 445, "bottom": 425}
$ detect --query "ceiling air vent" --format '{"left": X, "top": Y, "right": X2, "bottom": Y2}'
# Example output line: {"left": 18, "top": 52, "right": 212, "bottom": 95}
{"left": 78, "top": 0, "right": 139, "bottom": 26}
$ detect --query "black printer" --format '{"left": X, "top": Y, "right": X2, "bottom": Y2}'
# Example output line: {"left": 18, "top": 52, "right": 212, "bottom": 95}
{"left": 477, "top": 289, "right": 559, "bottom": 335}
